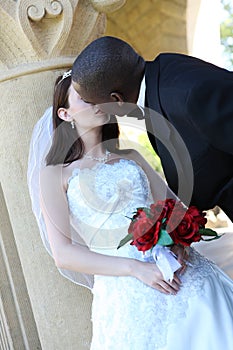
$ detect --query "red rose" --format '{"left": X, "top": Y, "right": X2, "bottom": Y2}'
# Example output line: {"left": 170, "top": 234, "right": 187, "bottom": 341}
{"left": 169, "top": 209, "right": 203, "bottom": 246}
{"left": 166, "top": 201, "right": 186, "bottom": 232}
{"left": 132, "top": 208, "right": 145, "bottom": 220}
{"left": 128, "top": 207, "right": 162, "bottom": 251}
{"left": 150, "top": 198, "right": 175, "bottom": 223}
{"left": 131, "top": 221, "right": 161, "bottom": 251}
{"left": 187, "top": 206, "right": 207, "bottom": 226}
{"left": 130, "top": 199, "right": 176, "bottom": 252}
{"left": 129, "top": 214, "right": 155, "bottom": 240}
{"left": 164, "top": 198, "right": 176, "bottom": 216}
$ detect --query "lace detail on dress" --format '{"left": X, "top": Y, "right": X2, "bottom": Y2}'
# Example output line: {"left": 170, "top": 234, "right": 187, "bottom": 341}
{"left": 67, "top": 159, "right": 153, "bottom": 249}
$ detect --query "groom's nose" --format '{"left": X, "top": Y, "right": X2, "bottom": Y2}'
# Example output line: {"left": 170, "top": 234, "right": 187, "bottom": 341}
{"left": 94, "top": 102, "right": 121, "bottom": 115}
{"left": 94, "top": 102, "right": 145, "bottom": 119}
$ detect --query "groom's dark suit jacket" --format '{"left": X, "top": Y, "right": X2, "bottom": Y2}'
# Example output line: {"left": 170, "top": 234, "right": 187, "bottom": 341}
{"left": 144, "top": 53, "right": 233, "bottom": 221}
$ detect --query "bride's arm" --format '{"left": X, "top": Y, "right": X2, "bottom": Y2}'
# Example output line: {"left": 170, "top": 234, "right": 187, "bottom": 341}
{"left": 39, "top": 165, "right": 181, "bottom": 294}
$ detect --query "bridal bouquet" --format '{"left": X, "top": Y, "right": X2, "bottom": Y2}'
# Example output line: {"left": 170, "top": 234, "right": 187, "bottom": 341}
{"left": 118, "top": 198, "right": 220, "bottom": 250}
{"left": 118, "top": 199, "right": 221, "bottom": 280}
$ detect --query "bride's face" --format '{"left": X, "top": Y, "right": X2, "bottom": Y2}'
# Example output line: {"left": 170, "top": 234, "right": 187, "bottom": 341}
{"left": 67, "top": 85, "right": 110, "bottom": 129}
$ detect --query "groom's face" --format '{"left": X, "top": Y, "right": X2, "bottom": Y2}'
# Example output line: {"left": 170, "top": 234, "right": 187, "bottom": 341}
{"left": 72, "top": 81, "right": 132, "bottom": 116}
{"left": 72, "top": 81, "right": 111, "bottom": 105}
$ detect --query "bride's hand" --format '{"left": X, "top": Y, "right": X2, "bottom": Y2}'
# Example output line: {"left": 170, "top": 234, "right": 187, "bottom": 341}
{"left": 170, "top": 244, "right": 190, "bottom": 275}
{"left": 132, "top": 260, "right": 182, "bottom": 294}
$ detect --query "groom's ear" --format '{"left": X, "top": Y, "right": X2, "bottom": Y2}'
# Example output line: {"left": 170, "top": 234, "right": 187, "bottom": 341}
{"left": 110, "top": 92, "right": 124, "bottom": 105}
{"left": 57, "top": 108, "right": 72, "bottom": 122}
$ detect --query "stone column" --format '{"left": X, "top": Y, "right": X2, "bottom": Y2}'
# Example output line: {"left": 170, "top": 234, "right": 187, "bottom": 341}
{"left": 106, "top": 0, "right": 187, "bottom": 60}
{"left": 0, "top": 1, "right": 125, "bottom": 349}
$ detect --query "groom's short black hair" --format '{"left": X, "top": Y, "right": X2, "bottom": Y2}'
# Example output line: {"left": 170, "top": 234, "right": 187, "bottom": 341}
{"left": 72, "top": 36, "right": 145, "bottom": 101}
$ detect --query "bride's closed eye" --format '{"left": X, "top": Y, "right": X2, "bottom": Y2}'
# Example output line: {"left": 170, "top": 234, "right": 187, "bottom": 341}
{"left": 81, "top": 98, "right": 94, "bottom": 105}
{"left": 77, "top": 94, "right": 90, "bottom": 104}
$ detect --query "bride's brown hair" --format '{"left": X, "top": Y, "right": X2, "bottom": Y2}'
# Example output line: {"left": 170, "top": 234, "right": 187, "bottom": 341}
{"left": 46, "top": 74, "right": 122, "bottom": 166}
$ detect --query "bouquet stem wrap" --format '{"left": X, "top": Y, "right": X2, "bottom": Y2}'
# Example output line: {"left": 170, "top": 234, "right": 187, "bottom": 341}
{"left": 143, "top": 245, "right": 182, "bottom": 281}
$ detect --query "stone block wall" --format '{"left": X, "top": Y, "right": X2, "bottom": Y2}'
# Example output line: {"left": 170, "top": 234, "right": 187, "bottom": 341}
{"left": 106, "top": 0, "right": 187, "bottom": 60}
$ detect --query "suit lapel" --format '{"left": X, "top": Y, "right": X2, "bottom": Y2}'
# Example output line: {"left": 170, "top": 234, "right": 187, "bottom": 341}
{"left": 144, "top": 60, "right": 194, "bottom": 204}
{"left": 145, "top": 60, "right": 171, "bottom": 141}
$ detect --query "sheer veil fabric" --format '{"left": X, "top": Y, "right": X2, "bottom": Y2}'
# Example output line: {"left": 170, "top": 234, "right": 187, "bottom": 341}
{"left": 27, "top": 107, "right": 94, "bottom": 289}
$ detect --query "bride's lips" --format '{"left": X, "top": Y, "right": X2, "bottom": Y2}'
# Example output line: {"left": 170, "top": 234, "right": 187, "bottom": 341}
{"left": 95, "top": 109, "right": 106, "bottom": 116}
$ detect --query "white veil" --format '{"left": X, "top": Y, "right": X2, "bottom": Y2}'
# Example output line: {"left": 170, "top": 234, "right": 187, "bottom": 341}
{"left": 27, "top": 106, "right": 94, "bottom": 289}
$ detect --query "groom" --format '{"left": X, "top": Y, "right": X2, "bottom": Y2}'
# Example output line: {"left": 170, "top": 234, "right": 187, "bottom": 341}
{"left": 71, "top": 36, "right": 233, "bottom": 222}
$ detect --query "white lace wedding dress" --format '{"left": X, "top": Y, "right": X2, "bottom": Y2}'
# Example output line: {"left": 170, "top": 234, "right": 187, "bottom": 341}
{"left": 67, "top": 159, "right": 233, "bottom": 350}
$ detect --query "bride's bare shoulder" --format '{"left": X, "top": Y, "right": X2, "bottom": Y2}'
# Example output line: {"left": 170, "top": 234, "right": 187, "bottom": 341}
{"left": 40, "top": 164, "right": 63, "bottom": 178}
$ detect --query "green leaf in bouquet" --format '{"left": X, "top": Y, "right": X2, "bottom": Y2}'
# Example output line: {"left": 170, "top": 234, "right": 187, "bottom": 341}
{"left": 201, "top": 236, "right": 223, "bottom": 242}
{"left": 157, "top": 229, "right": 174, "bottom": 246}
{"left": 143, "top": 208, "right": 151, "bottom": 217}
{"left": 199, "top": 228, "right": 224, "bottom": 241}
{"left": 117, "top": 233, "right": 133, "bottom": 249}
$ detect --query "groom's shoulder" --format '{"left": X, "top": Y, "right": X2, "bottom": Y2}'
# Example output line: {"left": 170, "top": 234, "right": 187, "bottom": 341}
{"left": 146, "top": 53, "right": 218, "bottom": 78}
{"left": 147, "top": 52, "right": 202, "bottom": 66}
{"left": 145, "top": 53, "right": 193, "bottom": 75}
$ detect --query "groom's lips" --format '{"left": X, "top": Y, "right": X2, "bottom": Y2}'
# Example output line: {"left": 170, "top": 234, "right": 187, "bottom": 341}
{"left": 95, "top": 109, "right": 106, "bottom": 115}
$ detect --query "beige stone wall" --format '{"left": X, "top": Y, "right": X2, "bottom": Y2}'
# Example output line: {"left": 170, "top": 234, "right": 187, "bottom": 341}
{"left": 106, "top": 0, "right": 187, "bottom": 60}
{"left": 0, "top": 1, "right": 125, "bottom": 349}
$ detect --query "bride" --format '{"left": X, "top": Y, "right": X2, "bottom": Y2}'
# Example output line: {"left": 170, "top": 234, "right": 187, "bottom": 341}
{"left": 28, "top": 71, "right": 233, "bottom": 350}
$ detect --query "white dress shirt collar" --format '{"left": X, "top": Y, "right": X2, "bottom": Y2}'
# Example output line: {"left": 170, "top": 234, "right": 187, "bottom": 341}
{"left": 137, "top": 75, "right": 146, "bottom": 108}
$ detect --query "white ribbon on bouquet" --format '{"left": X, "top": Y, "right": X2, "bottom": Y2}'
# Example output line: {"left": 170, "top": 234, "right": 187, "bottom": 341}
{"left": 143, "top": 245, "right": 182, "bottom": 282}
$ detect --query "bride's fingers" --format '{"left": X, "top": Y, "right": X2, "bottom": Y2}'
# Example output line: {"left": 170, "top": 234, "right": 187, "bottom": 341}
{"left": 151, "top": 276, "right": 181, "bottom": 294}
{"left": 158, "top": 280, "right": 179, "bottom": 294}
{"left": 152, "top": 282, "right": 174, "bottom": 294}
{"left": 172, "top": 244, "right": 190, "bottom": 263}
{"left": 178, "top": 263, "right": 187, "bottom": 275}
{"left": 183, "top": 248, "right": 190, "bottom": 262}
{"left": 153, "top": 284, "right": 171, "bottom": 294}
{"left": 173, "top": 273, "right": 182, "bottom": 286}
{"left": 167, "top": 278, "right": 181, "bottom": 291}
{"left": 171, "top": 245, "right": 190, "bottom": 275}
